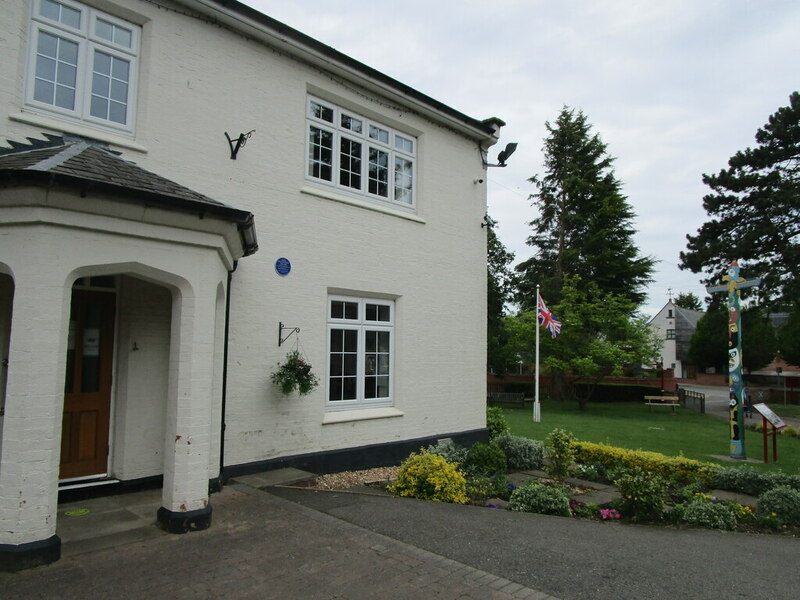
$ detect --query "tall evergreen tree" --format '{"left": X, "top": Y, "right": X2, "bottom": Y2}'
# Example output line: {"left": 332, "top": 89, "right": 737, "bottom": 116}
{"left": 680, "top": 92, "right": 800, "bottom": 307}
{"left": 673, "top": 292, "right": 703, "bottom": 311}
{"left": 486, "top": 215, "right": 516, "bottom": 374}
{"left": 515, "top": 107, "right": 654, "bottom": 310}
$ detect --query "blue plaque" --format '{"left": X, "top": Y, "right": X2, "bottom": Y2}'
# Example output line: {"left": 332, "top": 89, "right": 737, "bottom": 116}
{"left": 275, "top": 257, "right": 291, "bottom": 276}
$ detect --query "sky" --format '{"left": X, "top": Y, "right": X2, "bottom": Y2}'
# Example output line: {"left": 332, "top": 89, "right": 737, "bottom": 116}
{"left": 242, "top": 0, "right": 800, "bottom": 316}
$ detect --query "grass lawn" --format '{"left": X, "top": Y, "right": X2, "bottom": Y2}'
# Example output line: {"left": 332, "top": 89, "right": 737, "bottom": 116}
{"left": 501, "top": 400, "right": 800, "bottom": 474}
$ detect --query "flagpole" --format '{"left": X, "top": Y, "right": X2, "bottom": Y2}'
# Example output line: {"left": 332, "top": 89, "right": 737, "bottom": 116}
{"left": 534, "top": 285, "right": 541, "bottom": 423}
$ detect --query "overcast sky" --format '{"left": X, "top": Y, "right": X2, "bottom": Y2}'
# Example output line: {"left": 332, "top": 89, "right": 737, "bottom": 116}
{"left": 244, "top": 0, "right": 799, "bottom": 315}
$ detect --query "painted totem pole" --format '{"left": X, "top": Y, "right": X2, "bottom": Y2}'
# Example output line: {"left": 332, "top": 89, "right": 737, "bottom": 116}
{"left": 706, "top": 261, "right": 762, "bottom": 459}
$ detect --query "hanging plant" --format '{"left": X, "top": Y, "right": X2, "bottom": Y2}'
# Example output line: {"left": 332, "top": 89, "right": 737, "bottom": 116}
{"left": 270, "top": 350, "right": 319, "bottom": 396}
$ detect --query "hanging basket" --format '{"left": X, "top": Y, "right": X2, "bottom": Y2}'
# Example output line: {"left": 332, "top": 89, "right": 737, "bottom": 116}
{"left": 270, "top": 350, "right": 319, "bottom": 396}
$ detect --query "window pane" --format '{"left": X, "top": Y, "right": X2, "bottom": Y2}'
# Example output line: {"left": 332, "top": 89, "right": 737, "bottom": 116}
{"left": 329, "top": 354, "right": 342, "bottom": 377}
{"left": 342, "top": 377, "right": 357, "bottom": 400}
{"left": 376, "top": 376, "right": 390, "bottom": 398}
{"left": 92, "top": 73, "right": 110, "bottom": 96}
{"left": 377, "top": 331, "right": 390, "bottom": 353}
{"left": 62, "top": 4, "right": 81, "bottom": 28}
{"left": 308, "top": 126, "right": 333, "bottom": 181}
{"left": 344, "top": 302, "right": 358, "bottom": 319}
{"left": 111, "top": 58, "right": 129, "bottom": 81}
{"left": 343, "top": 329, "right": 358, "bottom": 353}
{"left": 55, "top": 84, "right": 75, "bottom": 109}
{"left": 330, "top": 329, "right": 343, "bottom": 352}
{"left": 310, "top": 100, "right": 333, "bottom": 122}
{"left": 339, "top": 138, "right": 362, "bottom": 189}
{"left": 329, "top": 378, "right": 343, "bottom": 402}
{"left": 378, "top": 305, "right": 390, "bottom": 321}
{"left": 364, "top": 377, "right": 377, "bottom": 399}
{"left": 115, "top": 27, "right": 132, "bottom": 48}
{"left": 38, "top": 31, "right": 58, "bottom": 58}
{"left": 343, "top": 353, "right": 357, "bottom": 375}
{"left": 341, "top": 114, "right": 362, "bottom": 133}
{"left": 365, "top": 303, "right": 390, "bottom": 322}
{"left": 40, "top": 0, "right": 61, "bottom": 21}
{"left": 36, "top": 55, "right": 56, "bottom": 82}
{"left": 90, "top": 95, "right": 108, "bottom": 118}
{"left": 366, "top": 304, "right": 376, "bottom": 321}
{"left": 95, "top": 19, "right": 114, "bottom": 42}
{"left": 108, "top": 100, "right": 126, "bottom": 124}
{"left": 394, "top": 156, "right": 413, "bottom": 205}
{"left": 58, "top": 39, "right": 78, "bottom": 65}
{"left": 93, "top": 50, "right": 111, "bottom": 75}
{"left": 368, "top": 148, "right": 389, "bottom": 197}
{"left": 34, "top": 78, "right": 55, "bottom": 104}
{"left": 369, "top": 125, "right": 389, "bottom": 144}
{"left": 110, "top": 78, "right": 127, "bottom": 102}
{"left": 395, "top": 135, "right": 413, "bottom": 153}
{"left": 365, "top": 330, "right": 376, "bottom": 353}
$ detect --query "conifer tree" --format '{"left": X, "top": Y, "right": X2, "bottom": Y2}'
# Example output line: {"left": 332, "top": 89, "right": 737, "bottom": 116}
{"left": 516, "top": 107, "right": 654, "bottom": 310}
{"left": 680, "top": 92, "right": 800, "bottom": 306}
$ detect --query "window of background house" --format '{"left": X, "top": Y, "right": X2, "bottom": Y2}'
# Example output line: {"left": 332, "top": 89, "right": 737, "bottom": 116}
{"left": 327, "top": 296, "right": 394, "bottom": 409}
{"left": 307, "top": 97, "right": 416, "bottom": 209}
{"left": 26, "top": 0, "right": 140, "bottom": 132}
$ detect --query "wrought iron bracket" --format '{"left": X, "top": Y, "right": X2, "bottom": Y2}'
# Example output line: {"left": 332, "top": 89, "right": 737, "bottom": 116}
{"left": 278, "top": 322, "right": 300, "bottom": 347}
{"left": 225, "top": 130, "right": 255, "bottom": 160}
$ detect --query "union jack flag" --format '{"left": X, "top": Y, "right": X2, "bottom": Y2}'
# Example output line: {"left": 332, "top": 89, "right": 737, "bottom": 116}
{"left": 537, "top": 293, "right": 562, "bottom": 338}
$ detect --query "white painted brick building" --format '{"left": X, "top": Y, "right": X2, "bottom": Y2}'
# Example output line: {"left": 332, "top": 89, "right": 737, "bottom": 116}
{"left": 0, "top": 0, "right": 503, "bottom": 569}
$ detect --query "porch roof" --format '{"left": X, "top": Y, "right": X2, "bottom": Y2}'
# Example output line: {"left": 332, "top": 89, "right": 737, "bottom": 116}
{"left": 0, "top": 135, "right": 258, "bottom": 256}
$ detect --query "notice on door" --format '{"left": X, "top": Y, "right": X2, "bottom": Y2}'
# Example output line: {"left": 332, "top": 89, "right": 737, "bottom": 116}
{"left": 83, "top": 328, "right": 100, "bottom": 357}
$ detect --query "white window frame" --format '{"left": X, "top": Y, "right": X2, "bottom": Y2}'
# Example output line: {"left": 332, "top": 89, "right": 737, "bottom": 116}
{"left": 25, "top": 0, "right": 140, "bottom": 134}
{"left": 326, "top": 295, "right": 394, "bottom": 410}
{"left": 306, "top": 96, "right": 416, "bottom": 209}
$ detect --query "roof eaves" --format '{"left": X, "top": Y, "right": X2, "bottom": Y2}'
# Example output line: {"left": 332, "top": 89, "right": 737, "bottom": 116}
{"left": 188, "top": 0, "right": 500, "bottom": 141}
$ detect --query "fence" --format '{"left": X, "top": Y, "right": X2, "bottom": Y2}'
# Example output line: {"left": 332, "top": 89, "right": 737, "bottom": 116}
{"left": 677, "top": 387, "right": 705, "bottom": 414}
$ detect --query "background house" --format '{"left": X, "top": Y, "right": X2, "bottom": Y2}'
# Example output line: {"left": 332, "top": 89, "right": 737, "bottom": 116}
{"left": 0, "top": 0, "right": 502, "bottom": 569}
{"left": 648, "top": 300, "right": 704, "bottom": 379}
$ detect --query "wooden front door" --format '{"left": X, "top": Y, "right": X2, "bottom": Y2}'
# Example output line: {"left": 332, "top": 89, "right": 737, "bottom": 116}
{"left": 60, "top": 289, "right": 115, "bottom": 480}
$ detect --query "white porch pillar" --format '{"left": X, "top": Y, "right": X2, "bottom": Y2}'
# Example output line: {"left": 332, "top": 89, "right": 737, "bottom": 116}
{"left": 0, "top": 274, "right": 70, "bottom": 570}
{"left": 157, "top": 281, "right": 218, "bottom": 533}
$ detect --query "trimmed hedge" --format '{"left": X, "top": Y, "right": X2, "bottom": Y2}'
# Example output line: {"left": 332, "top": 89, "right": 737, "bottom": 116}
{"left": 572, "top": 440, "right": 717, "bottom": 485}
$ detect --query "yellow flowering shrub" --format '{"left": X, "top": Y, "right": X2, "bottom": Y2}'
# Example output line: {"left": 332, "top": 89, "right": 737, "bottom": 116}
{"left": 572, "top": 440, "right": 717, "bottom": 485}
{"left": 389, "top": 449, "right": 469, "bottom": 504}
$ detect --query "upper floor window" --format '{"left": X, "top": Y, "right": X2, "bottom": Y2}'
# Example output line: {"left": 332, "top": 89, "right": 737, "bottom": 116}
{"left": 307, "top": 97, "right": 415, "bottom": 208}
{"left": 26, "top": 0, "right": 140, "bottom": 133}
{"left": 666, "top": 329, "right": 676, "bottom": 340}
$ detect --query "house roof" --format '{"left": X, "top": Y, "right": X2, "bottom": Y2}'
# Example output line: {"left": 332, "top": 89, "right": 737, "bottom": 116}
{"left": 190, "top": 0, "right": 502, "bottom": 142}
{"left": 0, "top": 135, "right": 258, "bottom": 256}
{"left": 674, "top": 305, "right": 704, "bottom": 330}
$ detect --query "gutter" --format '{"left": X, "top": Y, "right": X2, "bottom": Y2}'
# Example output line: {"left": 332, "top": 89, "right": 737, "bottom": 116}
{"left": 218, "top": 260, "right": 237, "bottom": 488}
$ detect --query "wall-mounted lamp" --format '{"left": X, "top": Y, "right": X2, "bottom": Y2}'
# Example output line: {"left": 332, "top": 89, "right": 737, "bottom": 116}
{"left": 225, "top": 130, "right": 255, "bottom": 160}
{"left": 482, "top": 142, "right": 518, "bottom": 168}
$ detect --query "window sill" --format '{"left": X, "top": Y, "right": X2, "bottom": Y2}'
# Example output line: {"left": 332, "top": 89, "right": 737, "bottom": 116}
{"left": 10, "top": 111, "right": 148, "bottom": 154}
{"left": 322, "top": 406, "right": 404, "bottom": 425}
{"left": 301, "top": 185, "right": 426, "bottom": 224}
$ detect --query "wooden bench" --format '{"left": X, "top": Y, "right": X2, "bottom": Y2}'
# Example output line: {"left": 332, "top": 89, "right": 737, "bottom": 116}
{"left": 644, "top": 395, "right": 680, "bottom": 413}
{"left": 487, "top": 392, "right": 525, "bottom": 407}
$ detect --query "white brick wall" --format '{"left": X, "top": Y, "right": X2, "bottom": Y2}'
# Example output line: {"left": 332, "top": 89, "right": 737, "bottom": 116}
{"left": 0, "top": 0, "right": 492, "bottom": 483}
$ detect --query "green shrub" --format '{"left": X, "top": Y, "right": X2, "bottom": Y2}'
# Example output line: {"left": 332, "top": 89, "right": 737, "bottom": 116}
{"left": 462, "top": 442, "right": 507, "bottom": 477}
{"left": 494, "top": 435, "right": 545, "bottom": 470}
{"left": 573, "top": 441, "right": 716, "bottom": 485}
{"left": 466, "top": 473, "right": 511, "bottom": 501}
{"left": 545, "top": 428, "right": 575, "bottom": 482}
{"left": 758, "top": 485, "right": 800, "bottom": 525}
{"left": 509, "top": 482, "right": 571, "bottom": 517}
{"left": 572, "top": 463, "right": 604, "bottom": 482}
{"left": 712, "top": 467, "right": 800, "bottom": 496}
{"left": 486, "top": 406, "right": 510, "bottom": 440}
{"left": 426, "top": 439, "right": 468, "bottom": 466}
{"left": 679, "top": 498, "right": 737, "bottom": 530}
{"left": 614, "top": 467, "right": 668, "bottom": 521}
{"left": 389, "top": 449, "right": 468, "bottom": 504}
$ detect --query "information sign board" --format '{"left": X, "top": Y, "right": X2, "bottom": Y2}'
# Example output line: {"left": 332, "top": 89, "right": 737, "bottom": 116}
{"left": 753, "top": 403, "right": 787, "bottom": 430}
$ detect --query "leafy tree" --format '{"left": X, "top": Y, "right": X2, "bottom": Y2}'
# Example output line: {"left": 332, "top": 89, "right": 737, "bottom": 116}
{"left": 777, "top": 304, "right": 800, "bottom": 366}
{"left": 688, "top": 304, "right": 728, "bottom": 371}
{"left": 529, "top": 276, "right": 660, "bottom": 409}
{"left": 680, "top": 92, "right": 800, "bottom": 307}
{"left": 487, "top": 215, "right": 516, "bottom": 374}
{"left": 673, "top": 292, "right": 702, "bottom": 311}
{"left": 515, "top": 107, "right": 655, "bottom": 310}
{"left": 689, "top": 305, "right": 778, "bottom": 372}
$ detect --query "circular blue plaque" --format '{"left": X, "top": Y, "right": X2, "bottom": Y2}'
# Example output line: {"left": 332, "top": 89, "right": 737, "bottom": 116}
{"left": 275, "top": 257, "right": 291, "bottom": 276}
